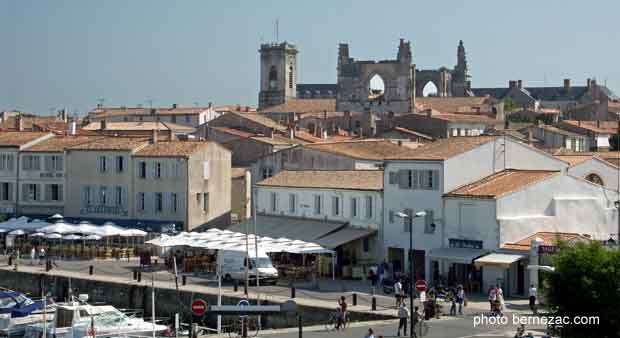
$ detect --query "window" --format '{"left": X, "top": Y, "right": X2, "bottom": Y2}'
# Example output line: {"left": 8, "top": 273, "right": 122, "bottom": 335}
{"left": 155, "top": 193, "right": 163, "bottom": 213}
{"left": 46, "top": 184, "right": 62, "bottom": 201}
{"left": 84, "top": 186, "right": 92, "bottom": 206}
{"left": 171, "top": 193, "right": 178, "bottom": 213}
{"left": 139, "top": 161, "right": 147, "bottom": 178}
{"left": 137, "top": 192, "right": 145, "bottom": 212}
{"left": 397, "top": 169, "right": 439, "bottom": 190}
{"left": 115, "top": 186, "right": 123, "bottom": 206}
{"left": 155, "top": 162, "right": 162, "bottom": 179}
{"left": 270, "top": 192, "right": 277, "bottom": 212}
{"left": 389, "top": 210, "right": 395, "bottom": 223}
{"left": 288, "top": 194, "right": 296, "bottom": 213}
{"left": 0, "top": 182, "right": 11, "bottom": 201}
{"left": 171, "top": 115, "right": 177, "bottom": 123}
{"left": 365, "top": 196, "right": 373, "bottom": 218}
{"left": 280, "top": 152, "right": 288, "bottom": 168}
{"left": 203, "top": 193, "right": 209, "bottom": 212}
{"left": 23, "top": 184, "right": 38, "bottom": 201}
{"left": 262, "top": 167, "right": 273, "bottom": 179}
{"left": 44, "top": 156, "right": 62, "bottom": 171}
{"left": 170, "top": 161, "right": 181, "bottom": 179}
{"left": 268, "top": 65, "right": 278, "bottom": 89}
{"left": 115, "top": 156, "right": 124, "bottom": 173}
{"left": 424, "top": 209, "right": 435, "bottom": 233}
{"left": 403, "top": 209, "right": 413, "bottom": 232}
{"left": 185, "top": 115, "right": 191, "bottom": 123}
{"left": 0, "top": 154, "right": 14, "bottom": 171}
{"left": 388, "top": 172, "right": 397, "bottom": 184}
{"left": 585, "top": 173, "right": 604, "bottom": 186}
{"left": 22, "top": 155, "right": 40, "bottom": 171}
{"left": 314, "top": 195, "right": 322, "bottom": 215}
{"left": 203, "top": 161, "right": 209, "bottom": 179}
{"left": 351, "top": 197, "right": 358, "bottom": 217}
{"left": 196, "top": 193, "right": 201, "bottom": 205}
{"left": 332, "top": 196, "right": 340, "bottom": 216}
{"left": 98, "top": 156, "right": 107, "bottom": 173}
{"left": 363, "top": 237, "right": 370, "bottom": 253}
{"left": 99, "top": 186, "right": 107, "bottom": 205}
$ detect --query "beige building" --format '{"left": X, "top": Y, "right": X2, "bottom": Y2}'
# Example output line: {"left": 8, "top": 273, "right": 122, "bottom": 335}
{"left": 87, "top": 105, "right": 220, "bottom": 128}
{"left": 230, "top": 167, "right": 251, "bottom": 223}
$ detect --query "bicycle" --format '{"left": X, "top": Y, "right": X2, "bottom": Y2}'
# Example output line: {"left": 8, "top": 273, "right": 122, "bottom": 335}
{"left": 225, "top": 316, "right": 260, "bottom": 338}
{"left": 324, "top": 311, "right": 347, "bottom": 331}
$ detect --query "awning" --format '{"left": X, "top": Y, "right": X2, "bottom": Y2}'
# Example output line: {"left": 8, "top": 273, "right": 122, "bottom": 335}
{"left": 427, "top": 247, "right": 488, "bottom": 264}
{"left": 229, "top": 215, "right": 346, "bottom": 243}
{"left": 316, "top": 228, "right": 377, "bottom": 249}
{"left": 474, "top": 253, "right": 525, "bottom": 268}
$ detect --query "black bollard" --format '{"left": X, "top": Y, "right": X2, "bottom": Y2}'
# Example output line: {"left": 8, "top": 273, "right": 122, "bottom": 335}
{"left": 371, "top": 296, "right": 377, "bottom": 311}
{"left": 137, "top": 271, "right": 142, "bottom": 283}
{"left": 133, "top": 270, "right": 137, "bottom": 280}
{"left": 243, "top": 283, "right": 248, "bottom": 295}
{"left": 182, "top": 275, "right": 187, "bottom": 286}
{"left": 8, "top": 256, "right": 12, "bottom": 266}
{"left": 233, "top": 279, "right": 238, "bottom": 292}
{"left": 89, "top": 265, "right": 94, "bottom": 275}
{"left": 298, "top": 315, "right": 302, "bottom": 338}
{"left": 291, "top": 287, "right": 296, "bottom": 298}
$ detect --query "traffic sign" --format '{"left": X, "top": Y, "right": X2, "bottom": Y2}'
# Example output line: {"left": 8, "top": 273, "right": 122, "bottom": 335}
{"left": 415, "top": 279, "right": 427, "bottom": 292}
{"left": 191, "top": 299, "right": 208, "bottom": 316}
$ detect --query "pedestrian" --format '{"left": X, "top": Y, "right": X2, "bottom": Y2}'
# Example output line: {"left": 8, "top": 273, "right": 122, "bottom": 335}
{"left": 411, "top": 305, "right": 421, "bottom": 338}
{"left": 39, "top": 247, "right": 45, "bottom": 265}
{"left": 496, "top": 284, "right": 505, "bottom": 314}
{"left": 397, "top": 300, "right": 409, "bottom": 336}
{"left": 456, "top": 285, "right": 465, "bottom": 315}
{"left": 448, "top": 289, "right": 456, "bottom": 316}
{"left": 394, "top": 279, "right": 403, "bottom": 306}
{"left": 364, "top": 328, "right": 374, "bottom": 338}
{"left": 488, "top": 285, "right": 497, "bottom": 313}
{"left": 529, "top": 284, "right": 537, "bottom": 314}
{"left": 378, "top": 260, "right": 386, "bottom": 286}
{"left": 336, "top": 295, "right": 347, "bottom": 330}
{"left": 30, "top": 247, "right": 36, "bottom": 265}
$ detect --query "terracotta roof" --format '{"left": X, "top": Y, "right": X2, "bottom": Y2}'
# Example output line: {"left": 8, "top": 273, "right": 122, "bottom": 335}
{"left": 445, "top": 169, "right": 559, "bottom": 199}
{"left": 380, "top": 127, "right": 434, "bottom": 140}
{"left": 0, "top": 131, "right": 51, "bottom": 147}
{"left": 257, "top": 170, "right": 383, "bottom": 190}
{"left": 536, "top": 124, "right": 584, "bottom": 137}
{"left": 23, "top": 136, "right": 103, "bottom": 152}
{"left": 386, "top": 136, "right": 497, "bottom": 160}
{"left": 561, "top": 120, "right": 618, "bottom": 134}
{"left": 83, "top": 121, "right": 195, "bottom": 132}
{"left": 89, "top": 106, "right": 210, "bottom": 117}
{"left": 258, "top": 99, "right": 336, "bottom": 114}
{"left": 133, "top": 141, "right": 209, "bottom": 157}
{"left": 304, "top": 139, "right": 415, "bottom": 160}
{"left": 227, "top": 112, "right": 287, "bottom": 132}
{"left": 250, "top": 136, "right": 301, "bottom": 146}
{"left": 502, "top": 232, "right": 591, "bottom": 251}
{"left": 214, "top": 105, "right": 257, "bottom": 113}
{"left": 232, "top": 167, "right": 248, "bottom": 178}
{"left": 416, "top": 97, "right": 497, "bottom": 113}
{"left": 209, "top": 127, "right": 255, "bottom": 138}
{"left": 554, "top": 154, "right": 594, "bottom": 166}
{"left": 66, "top": 136, "right": 149, "bottom": 151}
{"left": 0, "top": 116, "right": 73, "bottom": 133}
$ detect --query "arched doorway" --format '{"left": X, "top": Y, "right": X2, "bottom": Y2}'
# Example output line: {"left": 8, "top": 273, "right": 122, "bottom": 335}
{"left": 422, "top": 81, "right": 439, "bottom": 97}
{"left": 368, "top": 74, "right": 385, "bottom": 102}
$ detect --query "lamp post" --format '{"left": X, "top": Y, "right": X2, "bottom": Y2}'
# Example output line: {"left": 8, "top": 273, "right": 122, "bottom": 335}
{"left": 396, "top": 210, "right": 426, "bottom": 338}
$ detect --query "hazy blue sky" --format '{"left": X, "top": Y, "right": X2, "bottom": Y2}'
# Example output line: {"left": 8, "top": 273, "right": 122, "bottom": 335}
{"left": 2, "top": 0, "right": 619, "bottom": 115}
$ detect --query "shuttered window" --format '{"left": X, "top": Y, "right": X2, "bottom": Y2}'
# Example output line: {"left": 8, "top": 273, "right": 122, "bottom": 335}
{"left": 288, "top": 194, "right": 296, "bottom": 214}
{"left": 314, "top": 195, "right": 322, "bottom": 215}
{"left": 332, "top": 196, "right": 340, "bottom": 216}
{"left": 270, "top": 192, "right": 277, "bottom": 212}
{"left": 365, "top": 196, "right": 373, "bottom": 219}
{"left": 351, "top": 197, "right": 358, "bottom": 217}
{"left": 397, "top": 169, "right": 440, "bottom": 190}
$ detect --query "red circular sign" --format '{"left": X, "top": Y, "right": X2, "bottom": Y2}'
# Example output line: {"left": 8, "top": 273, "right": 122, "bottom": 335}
{"left": 191, "top": 299, "right": 208, "bottom": 316}
{"left": 415, "top": 280, "right": 427, "bottom": 292}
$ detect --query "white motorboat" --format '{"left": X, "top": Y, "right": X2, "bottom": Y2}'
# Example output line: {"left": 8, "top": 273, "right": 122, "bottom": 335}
{"left": 0, "top": 289, "right": 54, "bottom": 336}
{"left": 24, "top": 299, "right": 167, "bottom": 338}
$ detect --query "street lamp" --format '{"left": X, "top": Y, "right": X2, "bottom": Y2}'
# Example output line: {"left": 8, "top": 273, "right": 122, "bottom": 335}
{"left": 395, "top": 210, "right": 426, "bottom": 338}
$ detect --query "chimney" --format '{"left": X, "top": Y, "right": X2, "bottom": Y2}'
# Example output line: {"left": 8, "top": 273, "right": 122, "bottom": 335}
{"left": 597, "top": 120, "right": 601, "bottom": 128}
{"left": 151, "top": 129, "right": 158, "bottom": 144}
{"left": 563, "top": 78, "right": 571, "bottom": 91}
{"left": 16, "top": 115, "right": 23, "bottom": 131}
{"left": 172, "top": 103, "right": 177, "bottom": 109}
{"left": 508, "top": 80, "right": 516, "bottom": 89}
{"left": 517, "top": 80, "right": 523, "bottom": 89}
{"left": 288, "top": 127, "right": 295, "bottom": 140}
{"left": 100, "top": 120, "right": 107, "bottom": 130}
{"left": 69, "top": 121, "right": 77, "bottom": 136}
{"left": 587, "top": 78, "right": 591, "bottom": 88}
{"left": 61, "top": 109, "right": 68, "bottom": 123}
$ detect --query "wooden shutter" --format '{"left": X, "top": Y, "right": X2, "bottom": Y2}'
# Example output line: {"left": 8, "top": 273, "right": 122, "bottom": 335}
{"left": 57, "top": 156, "right": 64, "bottom": 171}
{"left": 7, "top": 155, "right": 14, "bottom": 171}
{"left": 389, "top": 210, "right": 394, "bottom": 223}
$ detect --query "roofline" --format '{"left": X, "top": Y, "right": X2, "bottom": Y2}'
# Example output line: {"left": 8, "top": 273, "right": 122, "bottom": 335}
{"left": 255, "top": 184, "right": 383, "bottom": 191}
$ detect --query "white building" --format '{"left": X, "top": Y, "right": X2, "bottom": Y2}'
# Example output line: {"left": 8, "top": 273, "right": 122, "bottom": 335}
{"left": 556, "top": 154, "right": 620, "bottom": 191}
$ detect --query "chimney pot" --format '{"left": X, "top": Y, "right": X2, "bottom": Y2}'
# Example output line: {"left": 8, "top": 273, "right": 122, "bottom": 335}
{"left": 517, "top": 80, "right": 523, "bottom": 89}
{"left": 172, "top": 103, "right": 177, "bottom": 109}
{"left": 16, "top": 115, "right": 23, "bottom": 132}
{"left": 151, "top": 129, "right": 158, "bottom": 144}
{"left": 564, "top": 78, "right": 571, "bottom": 90}
{"left": 100, "top": 120, "right": 107, "bottom": 130}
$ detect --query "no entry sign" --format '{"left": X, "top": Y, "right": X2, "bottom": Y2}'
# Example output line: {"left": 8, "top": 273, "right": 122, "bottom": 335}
{"left": 415, "top": 279, "right": 427, "bottom": 292}
{"left": 191, "top": 299, "right": 208, "bottom": 316}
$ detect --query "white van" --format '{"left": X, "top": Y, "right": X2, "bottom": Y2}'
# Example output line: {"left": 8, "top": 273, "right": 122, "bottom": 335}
{"left": 217, "top": 249, "right": 279, "bottom": 285}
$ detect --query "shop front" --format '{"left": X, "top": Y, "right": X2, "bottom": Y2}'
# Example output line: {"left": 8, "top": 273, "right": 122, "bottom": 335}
{"left": 473, "top": 252, "right": 528, "bottom": 297}
{"left": 427, "top": 246, "right": 488, "bottom": 292}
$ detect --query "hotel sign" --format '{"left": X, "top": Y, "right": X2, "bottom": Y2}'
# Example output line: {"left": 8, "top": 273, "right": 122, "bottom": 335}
{"left": 449, "top": 238, "right": 483, "bottom": 249}
{"left": 538, "top": 245, "right": 558, "bottom": 254}
{"left": 80, "top": 205, "right": 128, "bottom": 216}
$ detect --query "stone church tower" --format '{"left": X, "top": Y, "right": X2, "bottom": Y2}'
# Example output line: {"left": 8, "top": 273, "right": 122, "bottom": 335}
{"left": 451, "top": 40, "right": 472, "bottom": 96}
{"left": 258, "top": 42, "right": 298, "bottom": 109}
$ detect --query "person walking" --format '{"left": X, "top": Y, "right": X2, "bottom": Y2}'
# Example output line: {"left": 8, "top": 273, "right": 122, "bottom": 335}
{"left": 364, "top": 328, "right": 375, "bottom": 338}
{"left": 38, "top": 247, "right": 45, "bottom": 265}
{"left": 529, "top": 284, "right": 537, "bottom": 314}
{"left": 488, "top": 285, "right": 497, "bottom": 313}
{"left": 378, "top": 261, "right": 386, "bottom": 287}
{"left": 30, "top": 247, "right": 36, "bottom": 265}
{"left": 396, "top": 300, "right": 410, "bottom": 336}
{"left": 336, "top": 295, "right": 348, "bottom": 330}
{"left": 456, "top": 285, "right": 465, "bottom": 315}
{"left": 496, "top": 284, "right": 505, "bottom": 314}
{"left": 448, "top": 289, "right": 456, "bottom": 316}
{"left": 394, "top": 279, "right": 403, "bottom": 306}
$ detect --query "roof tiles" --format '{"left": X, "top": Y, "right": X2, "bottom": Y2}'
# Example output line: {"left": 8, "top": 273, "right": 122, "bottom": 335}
{"left": 257, "top": 170, "right": 384, "bottom": 190}
{"left": 445, "top": 169, "right": 559, "bottom": 199}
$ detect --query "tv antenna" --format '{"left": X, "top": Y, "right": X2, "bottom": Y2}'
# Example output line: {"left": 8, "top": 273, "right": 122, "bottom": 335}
{"left": 274, "top": 19, "right": 279, "bottom": 42}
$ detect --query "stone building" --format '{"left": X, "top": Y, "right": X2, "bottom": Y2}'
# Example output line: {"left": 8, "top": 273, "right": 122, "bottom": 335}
{"left": 258, "top": 42, "right": 298, "bottom": 109}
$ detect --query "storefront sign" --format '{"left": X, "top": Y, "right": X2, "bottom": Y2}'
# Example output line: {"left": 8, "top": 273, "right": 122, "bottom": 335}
{"left": 538, "top": 245, "right": 558, "bottom": 254}
{"left": 80, "top": 205, "right": 128, "bottom": 216}
{"left": 449, "top": 238, "right": 483, "bottom": 249}
{"left": 39, "top": 172, "right": 63, "bottom": 178}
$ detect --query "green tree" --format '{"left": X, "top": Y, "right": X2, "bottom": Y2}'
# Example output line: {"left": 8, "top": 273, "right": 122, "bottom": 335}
{"left": 543, "top": 241, "right": 620, "bottom": 337}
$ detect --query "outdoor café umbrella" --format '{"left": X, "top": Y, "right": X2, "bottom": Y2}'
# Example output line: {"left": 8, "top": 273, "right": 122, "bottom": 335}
{"left": 38, "top": 222, "right": 78, "bottom": 234}
{"left": 30, "top": 232, "right": 45, "bottom": 237}
{"left": 49, "top": 214, "right": 64, "bottom": 220}
{"left": 63, "top": 234, "right": 82, "bottom": 241}
{"left": 84, "top": 234, "right": 102, "bottom": 241}
{"left": 8, "top": 229, "right": 26, "bottom": 236}
{"left": 44, "top": 233, "right": 62, "bottom": 239}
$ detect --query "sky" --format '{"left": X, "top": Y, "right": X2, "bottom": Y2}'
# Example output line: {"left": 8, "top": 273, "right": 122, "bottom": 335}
{"left": 2, "top": 0, "right": 620, "bottom": 115}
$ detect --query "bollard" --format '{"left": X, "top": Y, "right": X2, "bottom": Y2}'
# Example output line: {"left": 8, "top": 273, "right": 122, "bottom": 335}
{"left": 352, "top": 293, "right": 357, "bottom": 306}
{"left": 241, "top": 317, "right": 248, "bottom": 338}
{"left": 89, "top": 265, "right": 93, "bottom": 275}
{"left": 371, "top": 296, "right": 376, "bottom": 311}
{"left": 243, "top": 283, "right": 248, "bottom": 295}
{"left": 133, "top": 270, "right": 137, "bottom": 280}
{"left": 137, "top": 271, "right": 142, "bottom": 283}
{"left": 298, "top": 315, "right": 302, "bottom": 338}
{"left": 291, "top": 287, "right": 296, "bottom": 299}
{"left": 182, "top": 275, "right": 187, "bottom": 286}
{"left": 8, "top": 256, "right": 12, "bottom": 266}
{"left": 233, "top": 280, "right": 238, "bottom": 292}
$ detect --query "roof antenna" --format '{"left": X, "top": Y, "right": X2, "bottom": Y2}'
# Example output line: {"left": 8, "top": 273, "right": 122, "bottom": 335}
{"left": 275, "top": 19, "right": 279, "bottom": 42}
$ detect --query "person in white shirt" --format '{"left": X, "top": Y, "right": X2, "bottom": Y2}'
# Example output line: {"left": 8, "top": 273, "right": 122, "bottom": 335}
{"left": 394, "top": 279, "right": 403, "bottom": 306}
{"left": 30, "top": 247, "right": 36, "bottom": 265}
{"left": 529, "top": 284, "right": 537, "bottom": 314}
{"left": 496, "top": 284, "right": 505, "bottom": 313}
{"left": 396, "top": 301, "right": 410, "bottom": 336}
{"left": 364, "top": 328, "right": 374, "bottom": 338}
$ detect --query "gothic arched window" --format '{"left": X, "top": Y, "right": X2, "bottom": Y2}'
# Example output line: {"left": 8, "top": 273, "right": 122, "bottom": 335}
{"left": 269, "top": 66, "right": 278, "bottom": 89}
{"left": 585, "top": 173, "right": 604, "bottom": 186}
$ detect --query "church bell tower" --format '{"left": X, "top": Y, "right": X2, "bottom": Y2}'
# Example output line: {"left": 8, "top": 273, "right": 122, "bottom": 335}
{"left": 258, "top": 42, "right": 298, "bottom": 109}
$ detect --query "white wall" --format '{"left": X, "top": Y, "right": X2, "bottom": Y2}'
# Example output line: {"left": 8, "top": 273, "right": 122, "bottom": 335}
{"left": 442, "top": 198, "right": 498, "bottom": 249}
{"left": 596, "top": 133, "right": 611, "bottom": 148}
{"left": 568, "top": 158, "right": 619, "bottom": 191}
